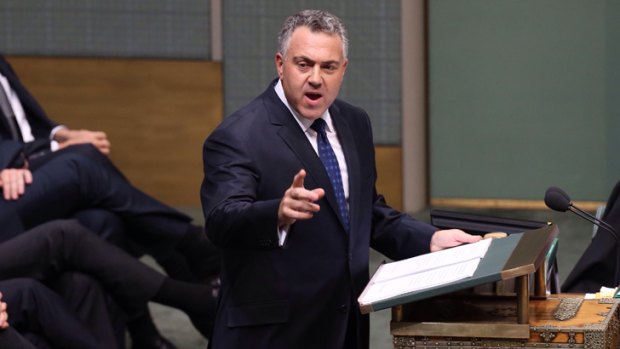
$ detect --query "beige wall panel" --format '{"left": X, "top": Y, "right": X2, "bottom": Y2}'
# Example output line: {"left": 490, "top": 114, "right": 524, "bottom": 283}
{"left": 9, "top": 56, "right": 403, "bottom": 211}
{"left": 375, "top": 146, "right": 403, "bottom": 212}
{"left": 9, "top": 56, "right": 223, "bottom": 206}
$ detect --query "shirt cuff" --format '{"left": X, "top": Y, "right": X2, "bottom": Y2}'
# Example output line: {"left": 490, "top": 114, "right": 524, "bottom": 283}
{"left": 50, "top": 125, "right": 67, "bottom": 140}
{"left": 278, "top": 225, "right": 290, "bottom": 246}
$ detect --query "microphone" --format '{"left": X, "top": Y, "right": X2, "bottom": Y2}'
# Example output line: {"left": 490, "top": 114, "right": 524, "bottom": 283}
{"left": 544, "top": 186, "right": 620, "bottom": 245}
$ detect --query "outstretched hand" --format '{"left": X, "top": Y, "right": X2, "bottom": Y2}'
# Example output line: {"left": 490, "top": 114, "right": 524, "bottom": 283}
{"left": 430, "top": 229, "right": 482, "bottom": 252}
{"left": 278, "top": 169, "right": 325, "bottom": 227}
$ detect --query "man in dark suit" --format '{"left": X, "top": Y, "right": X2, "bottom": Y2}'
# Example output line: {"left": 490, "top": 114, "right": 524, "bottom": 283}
{"left": 0, "top": 219, "right": 217, "bottom": 348}
{"left": 0, "top": 55, "right": 110, "bottom": 159}
{"left": 200, "top": 9, "right": 480, "bottom": 349}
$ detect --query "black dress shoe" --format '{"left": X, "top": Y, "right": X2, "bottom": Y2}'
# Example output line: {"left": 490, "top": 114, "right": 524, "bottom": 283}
{"left": 132, "top": 335, "right": 177, "bottom": 349}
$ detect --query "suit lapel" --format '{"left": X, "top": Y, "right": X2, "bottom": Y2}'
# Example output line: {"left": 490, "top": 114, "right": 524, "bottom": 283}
{"left": 262, "top": 85, "right": 348, "bottom": 231}
{"left": 0, "top": 59, "right": 27, "bottom": 139}
{"left": 0, "top": 61, "right": 13, "bottom": 137}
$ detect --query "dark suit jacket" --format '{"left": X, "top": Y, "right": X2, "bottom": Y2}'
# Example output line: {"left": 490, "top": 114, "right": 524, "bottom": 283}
{"left": 0, "top": 55, "right": 58, "bottom": 169}
{"left": 562, "top": 179, "right": 620, "bottom": 292}
{"left": 201, "top": 80, "right": 437, "bottom": 349}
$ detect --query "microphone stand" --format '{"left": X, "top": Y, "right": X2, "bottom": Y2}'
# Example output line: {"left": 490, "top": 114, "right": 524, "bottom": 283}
{"left": 568, "top": 204, "right": 620, "bottom": 245}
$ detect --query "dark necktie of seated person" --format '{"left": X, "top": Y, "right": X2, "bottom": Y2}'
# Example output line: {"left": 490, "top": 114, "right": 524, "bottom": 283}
{"left": 311, "top": 118, "right": 350, "bottom": 232}
{"left": 0, "top": 84, "right": 23, "bottom": 141}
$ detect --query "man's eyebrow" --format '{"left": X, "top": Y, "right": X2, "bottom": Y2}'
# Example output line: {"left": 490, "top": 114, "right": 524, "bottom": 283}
{"left": 292, "top": 55, "right": 315, "bottom": 63}
{"left": 292, "top": 56, "right": 340, "bottom": 66}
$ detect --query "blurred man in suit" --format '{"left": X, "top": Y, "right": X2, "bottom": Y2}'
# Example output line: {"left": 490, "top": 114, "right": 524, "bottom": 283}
{"left": 562, "top": 179, "right": 620, "bottom": 292}
{"left": 0, "top": 290, "right": 36, "bottom": 349}
{"left": 0, "top": 219, "right": 218, "bottom": 348}
{"left": 0, "top": 54, "right": 219, "bottom": 349}
{"left": 0, "top": 54, "right": 218, "bottom": 282}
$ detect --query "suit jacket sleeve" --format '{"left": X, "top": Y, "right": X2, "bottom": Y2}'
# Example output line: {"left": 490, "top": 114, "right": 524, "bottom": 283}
{"left": 0, "top": 140, "right": 25, "bottom": 169}
{"left": 344, "top": 104, "right": 437, "bottom": 260}
{"left": 0, "top": 137, "right": 52, "bottom": 169}
{"left": 201, "top": 123, "right": 281, "bottom": 250}
{"left": 369, "top": 193, "right": 437, "bottom": 260}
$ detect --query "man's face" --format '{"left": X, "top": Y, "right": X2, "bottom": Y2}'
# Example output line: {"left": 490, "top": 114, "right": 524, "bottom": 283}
{"left": 275, "top": 26, "right": 348, "bottom": 121}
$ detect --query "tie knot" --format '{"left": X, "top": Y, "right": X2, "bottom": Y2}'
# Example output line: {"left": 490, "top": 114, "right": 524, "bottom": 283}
{"left": 310, "top": 118, "right": 327, "bottom": 135}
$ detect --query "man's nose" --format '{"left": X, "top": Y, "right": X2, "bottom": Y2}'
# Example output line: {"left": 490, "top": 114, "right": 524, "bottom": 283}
{"left": 308, "top": 66, "right": 321, "bottom": 86}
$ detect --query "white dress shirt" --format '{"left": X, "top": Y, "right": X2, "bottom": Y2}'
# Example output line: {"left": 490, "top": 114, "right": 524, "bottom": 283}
{"left": 274, "top": 80, "right": 350, "bottom": 245}
{"left": 0, "top": 71, "right": 63, "bottom": 150}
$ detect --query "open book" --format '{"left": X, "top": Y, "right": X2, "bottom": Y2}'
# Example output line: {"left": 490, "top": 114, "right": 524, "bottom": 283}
{"left": 358, "top": 238, "right": 492, "bottom": 308}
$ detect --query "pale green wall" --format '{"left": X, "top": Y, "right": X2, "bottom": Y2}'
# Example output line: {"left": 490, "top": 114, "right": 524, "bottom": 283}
{"left": 429, "top": 0, "right": 618, "bottom": 201}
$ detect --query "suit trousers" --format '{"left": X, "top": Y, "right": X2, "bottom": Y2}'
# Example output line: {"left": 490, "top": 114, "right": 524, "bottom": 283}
{"left": 0, "top": 144, "right": 192, "bottom": 260}
{"left": 1, "top": 277, "right": 105, "bottom": 349}
{"left": 0, "top": 220, "right": 165, "bottom": 315}
{"left": 0, "top": 326, "right": 36, "bottom": 349}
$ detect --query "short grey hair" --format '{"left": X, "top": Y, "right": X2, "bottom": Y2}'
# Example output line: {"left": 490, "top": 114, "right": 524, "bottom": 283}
{"left": 277, "top": 9, "right": 348, "bottom": 59}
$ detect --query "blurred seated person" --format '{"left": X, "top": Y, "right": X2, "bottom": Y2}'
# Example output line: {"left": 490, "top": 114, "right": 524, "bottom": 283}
{"left": 0, "top": 54, "right": 218, "bottom": 282}
{"left": 562, "top": 179, "right": 620, "bottom": 292}
{"left": 0, "top": 219, "right": 218, "bottom": 348}
{"left": 0, "top": 54, "right": 110, "bottom": 160}
{"left": 0, "top": 55, "right": 219, "bottom": 348}
{"left": 0, "top": 290, "right": 36, "bottom": 349}
{"left": 1, "top": 277, "right": 112, "bottom": 349}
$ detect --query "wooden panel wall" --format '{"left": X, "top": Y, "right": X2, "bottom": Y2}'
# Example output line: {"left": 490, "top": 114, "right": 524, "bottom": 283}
{"left": 10, "top": 56, "right": 222, "bottom": 206}
{"left": 8, "top": 56, "right": 402, "bottom": 211}
{"left": 376, "top": 146, "right": 403, "bottom": 211}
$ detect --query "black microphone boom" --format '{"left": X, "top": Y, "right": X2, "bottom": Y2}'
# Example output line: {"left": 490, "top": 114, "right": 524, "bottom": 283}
{"left": 544, "top": 186, "right": 620, "bottom": 246}
{"left": 569, "top": 204, "right": 617, "bottom": 237}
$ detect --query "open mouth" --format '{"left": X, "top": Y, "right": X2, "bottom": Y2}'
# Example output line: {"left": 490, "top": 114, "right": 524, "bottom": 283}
{"left": 305, "top": 92, "right": 322, "bottom": 101}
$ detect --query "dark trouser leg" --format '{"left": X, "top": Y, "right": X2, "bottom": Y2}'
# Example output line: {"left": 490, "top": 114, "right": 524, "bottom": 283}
{"left": 10, "top": 145, "right": 192, "bottom": 257}
{"left": 0, "top": 220, "right": 216, "bottom": 340}
{"left": 71, "top": 209, "right": 138, "bottom": 255}
{"left": 13, "top": 145, "right": 221, "bottom": 280}
{"left": 0, "top": 278, "right": 104, "bottom": 349}
{"left": 0, "top": 220, "right": 165, "bottom": 311}
{"left": 50, "top": 273, "right": 126, "bottom": 349}
{"left": 1, "top": 144, "right": 220, "bottom": 280}
{"left": 0, "top": 327, "right": 37, "bottom": 349}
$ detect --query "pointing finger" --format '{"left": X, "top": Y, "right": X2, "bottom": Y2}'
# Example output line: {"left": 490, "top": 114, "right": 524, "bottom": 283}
{"left": 291, "top": 169, "right": 306, "bottom": 188}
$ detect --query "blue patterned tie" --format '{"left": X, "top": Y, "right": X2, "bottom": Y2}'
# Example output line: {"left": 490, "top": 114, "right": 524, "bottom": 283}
{"left": 311, "top": 118, "right": 349, "bottom": 231}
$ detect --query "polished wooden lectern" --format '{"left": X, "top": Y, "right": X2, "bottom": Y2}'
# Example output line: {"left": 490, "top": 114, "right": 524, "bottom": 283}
{"left": 375, "top": 224, "right": 620, "bottom": 348}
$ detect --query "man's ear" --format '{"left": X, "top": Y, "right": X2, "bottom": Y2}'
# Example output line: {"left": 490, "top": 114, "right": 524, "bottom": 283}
{"left": 275, "top": 53, "right": 284, "bottom": 79}
{"left": 341, "top": 58, "right": 348, "bottom": 76}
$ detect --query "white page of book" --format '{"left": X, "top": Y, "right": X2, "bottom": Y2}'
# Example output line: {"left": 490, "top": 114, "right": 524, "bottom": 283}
{"left": 373, "top": 238, "right": 491, "bottom": 283}
{"left": 360, "top": 258, "right": 481, "bottom": 304}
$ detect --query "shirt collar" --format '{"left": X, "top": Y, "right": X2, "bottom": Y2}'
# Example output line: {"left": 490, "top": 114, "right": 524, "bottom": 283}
{"left": 274, "top": 79, "right": 333, "bottom": 134}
